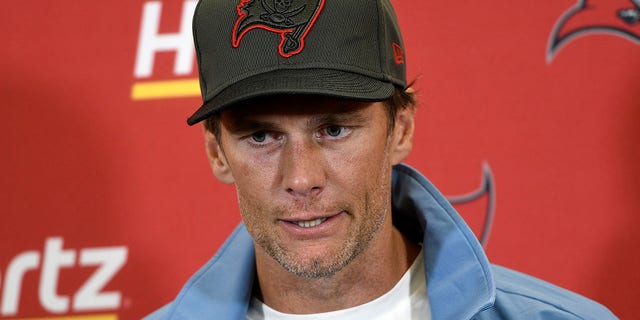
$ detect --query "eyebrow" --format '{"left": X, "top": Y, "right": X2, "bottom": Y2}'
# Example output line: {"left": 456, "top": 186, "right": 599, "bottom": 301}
{"left": 227, "top": 108, "right": 369, "bottom": 133}
{"left": 306, "top": 110, "right": 368, "bottom": 128}
{"left": 226, "top": 118, "right": 280, "bottom": 133}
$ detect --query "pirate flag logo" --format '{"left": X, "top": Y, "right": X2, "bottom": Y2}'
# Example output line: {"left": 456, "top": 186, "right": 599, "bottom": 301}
{"left": 232, "top": 0, "right": 326, "bottom": 58}
{"left": 547, "top": 0, "right": 640, "bottom": 62}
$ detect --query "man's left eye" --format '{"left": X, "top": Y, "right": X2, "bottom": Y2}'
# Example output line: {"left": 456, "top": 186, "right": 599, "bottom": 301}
{"left": 325, "top": 126, "right": 343, "bottom": 137}
{"left": 322, "top": 126, "right": 350, "bottom": 138}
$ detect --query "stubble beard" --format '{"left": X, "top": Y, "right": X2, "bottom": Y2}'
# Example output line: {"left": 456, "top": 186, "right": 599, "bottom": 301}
{"left": 269, "top": 195, "right": 387, "bottom": 279}
{"left": 238, "top": 173, "right": 392, "bottom": 279}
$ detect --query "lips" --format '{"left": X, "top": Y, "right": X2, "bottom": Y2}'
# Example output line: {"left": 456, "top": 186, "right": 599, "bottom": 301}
{"left": 293, "top": 217, "right": 328, "bottom": 228}
{"left": 281, "top": 211, "right": 344, "bottom": 230}
{"left": 278, "top": 212, "right": 346, "bottom": 239}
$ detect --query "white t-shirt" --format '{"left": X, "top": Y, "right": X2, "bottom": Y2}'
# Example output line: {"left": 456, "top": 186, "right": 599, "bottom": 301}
{"left": 246, "top": 249, "right": 430, "bottom": 320}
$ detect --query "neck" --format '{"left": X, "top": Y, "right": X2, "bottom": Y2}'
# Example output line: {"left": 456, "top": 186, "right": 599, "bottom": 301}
{"left": 253, "top": 221, "right": 420, "bottom": 314}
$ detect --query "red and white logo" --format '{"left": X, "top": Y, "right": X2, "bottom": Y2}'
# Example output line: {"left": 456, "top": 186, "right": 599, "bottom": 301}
{"left": 1, "top": 237, "right": 128, "bottom": 318}
{"left": 232, "top": 0, "right": 326, "bottom": 57}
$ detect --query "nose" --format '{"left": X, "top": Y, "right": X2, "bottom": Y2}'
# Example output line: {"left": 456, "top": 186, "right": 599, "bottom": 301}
{"left": 281, "top": 138, "right": 326, "bottom": 198}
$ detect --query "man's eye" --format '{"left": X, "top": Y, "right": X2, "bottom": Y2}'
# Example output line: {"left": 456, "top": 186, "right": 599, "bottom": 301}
{"left": 325, "top": 126, "right": 343, "bottom": 137}
{"left": 250, "top": 131, "right": 268, "bottom": 143}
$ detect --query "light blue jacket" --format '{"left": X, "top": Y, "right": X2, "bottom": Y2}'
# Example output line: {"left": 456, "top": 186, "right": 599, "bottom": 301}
{"left": 146, "top": 164, "right": 617, "bottom": 319}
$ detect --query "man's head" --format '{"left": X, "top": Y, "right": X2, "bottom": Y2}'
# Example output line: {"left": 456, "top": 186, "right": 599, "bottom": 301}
{"left": 190, "top": 0, "right": 416, "bottom": 278}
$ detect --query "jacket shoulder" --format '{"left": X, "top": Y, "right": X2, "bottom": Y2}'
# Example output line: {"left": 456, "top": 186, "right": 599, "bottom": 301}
{"left": 475, "top": 265, "right": 617, "bottom": 320}
{"left": 143, "top": 303, "right": 172, "bottom": 320}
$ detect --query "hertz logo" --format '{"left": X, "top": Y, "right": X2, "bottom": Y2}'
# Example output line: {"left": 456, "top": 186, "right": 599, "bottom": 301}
{"left": 0, "top": 238, "right": 128, "bottom": 319}
{"left": 132, "top": 0, "right": 199, "bottom": 100}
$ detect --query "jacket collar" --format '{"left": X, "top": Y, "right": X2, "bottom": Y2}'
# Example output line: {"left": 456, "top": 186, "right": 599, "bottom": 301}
{"left": 392, "top": 164, "right": 495, "bottom": 319}
{"left": 166, "top": 163, "right": 495, "bottom": 319}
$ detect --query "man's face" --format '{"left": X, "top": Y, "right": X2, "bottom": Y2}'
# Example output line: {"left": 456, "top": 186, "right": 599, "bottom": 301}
{"left": 206, "top": 95, "right": 413, "bottom": 278}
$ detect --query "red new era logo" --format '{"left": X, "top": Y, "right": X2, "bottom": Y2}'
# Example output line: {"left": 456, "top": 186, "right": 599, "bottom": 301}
{"left": 393, "top": 42, "right": 404, "bottom": 65}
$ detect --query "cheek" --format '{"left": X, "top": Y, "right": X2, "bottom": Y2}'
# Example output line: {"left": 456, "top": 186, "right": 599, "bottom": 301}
{"left": 233, "top": 166, "right": 273, "bottom": 210}
{"left": 335, "top": 130, "right": 391, "bottom": 169}
{"left": 236, "top": 187, "right": 261, "bottom": 222}
{"left": 234, "top": 180, "right": 278, "bottom": 234}
{"left": 326, "top": 139, "right": 392, "bottom": 192}
{"left": 223, "top": 152, "right": 263, "bottom": 203}
{"left": 228, "top": 147, "right": 278, "bottom": 189}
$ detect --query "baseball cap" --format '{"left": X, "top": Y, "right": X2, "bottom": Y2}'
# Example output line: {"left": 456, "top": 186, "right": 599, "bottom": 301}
{"left": 187, "top": 0, "right": 407, "bottom": 125}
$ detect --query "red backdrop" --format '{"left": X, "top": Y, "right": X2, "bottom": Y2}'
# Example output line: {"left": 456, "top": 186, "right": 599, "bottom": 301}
{"left": 2, "top": 0, "right": 638, "bottom": 319}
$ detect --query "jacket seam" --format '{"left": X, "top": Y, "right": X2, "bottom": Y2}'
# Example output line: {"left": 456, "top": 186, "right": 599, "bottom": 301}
{"left": 495, "top": 287, "right": 588, "bottom": 319}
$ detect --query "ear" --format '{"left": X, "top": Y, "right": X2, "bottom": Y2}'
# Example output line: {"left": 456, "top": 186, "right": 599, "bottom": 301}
{"left": 389, "top": 88, "right": 417, "bottom": 165}
{"left": 203, "top": 126, "right": 235, "bottom": 184}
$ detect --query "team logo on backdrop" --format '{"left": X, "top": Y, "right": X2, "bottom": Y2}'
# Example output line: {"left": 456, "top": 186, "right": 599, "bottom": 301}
{"left": 446, "top": 162, "right": 496, "bottom": 247}
{"left": 548, "top": 0, "right": 640, "bottom": 61}
{"left": 0, "top": 237, "right": 128, "bottom": 318}
{"left": 232, "top": 0, "right": 326, "bottom": 57}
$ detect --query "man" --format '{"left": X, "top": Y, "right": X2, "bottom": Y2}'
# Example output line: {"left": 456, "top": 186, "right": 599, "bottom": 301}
{"left": 146, "top": 0, "right": 617, "bottom": 319}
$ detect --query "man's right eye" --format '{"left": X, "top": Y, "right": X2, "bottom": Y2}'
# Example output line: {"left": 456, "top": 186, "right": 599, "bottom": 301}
{"left": 251, "top": 131, "right": 267, "bottom": 143}
{"left": 247, "top": 131, "right": 281, "bottom": 146}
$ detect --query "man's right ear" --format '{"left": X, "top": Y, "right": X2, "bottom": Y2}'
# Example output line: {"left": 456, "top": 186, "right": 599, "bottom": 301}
{"left": 203, "top": 127, "right": 235, "bottom": 184}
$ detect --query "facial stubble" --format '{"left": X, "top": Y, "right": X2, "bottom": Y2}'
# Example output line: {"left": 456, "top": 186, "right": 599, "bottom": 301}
{"left": 238, "top": 150, "right": 393, "bottom": 279}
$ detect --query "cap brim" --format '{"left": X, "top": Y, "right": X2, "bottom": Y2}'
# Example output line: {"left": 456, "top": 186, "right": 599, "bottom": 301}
{"left": 187, "top": 69, "right": 395, "bottom": 125}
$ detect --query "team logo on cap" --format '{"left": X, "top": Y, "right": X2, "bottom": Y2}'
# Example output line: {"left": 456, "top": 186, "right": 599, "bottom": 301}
{"left": 547, "top": 0, "right": 640, "bottom": 62}
{"left": 232, "top": 0, "right": 325, "bottom": 57}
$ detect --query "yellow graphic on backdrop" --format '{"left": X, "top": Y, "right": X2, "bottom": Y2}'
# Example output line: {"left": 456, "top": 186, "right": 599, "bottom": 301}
{"left": 17, "top": 314, "right": 117, "bottom": 320}
{"left": 131, "top": 79, "right": 200, "bottom": 100}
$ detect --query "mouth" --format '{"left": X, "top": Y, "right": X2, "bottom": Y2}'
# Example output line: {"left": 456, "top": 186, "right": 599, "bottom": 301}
{"left": 279, "top": 212, "right": 346, "bottom": 238}
{"left": 293, "top": 217, "right": 328, "bottom": 228}
{"left": 281, "top": 211, "right": 345, "bottom": 230}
